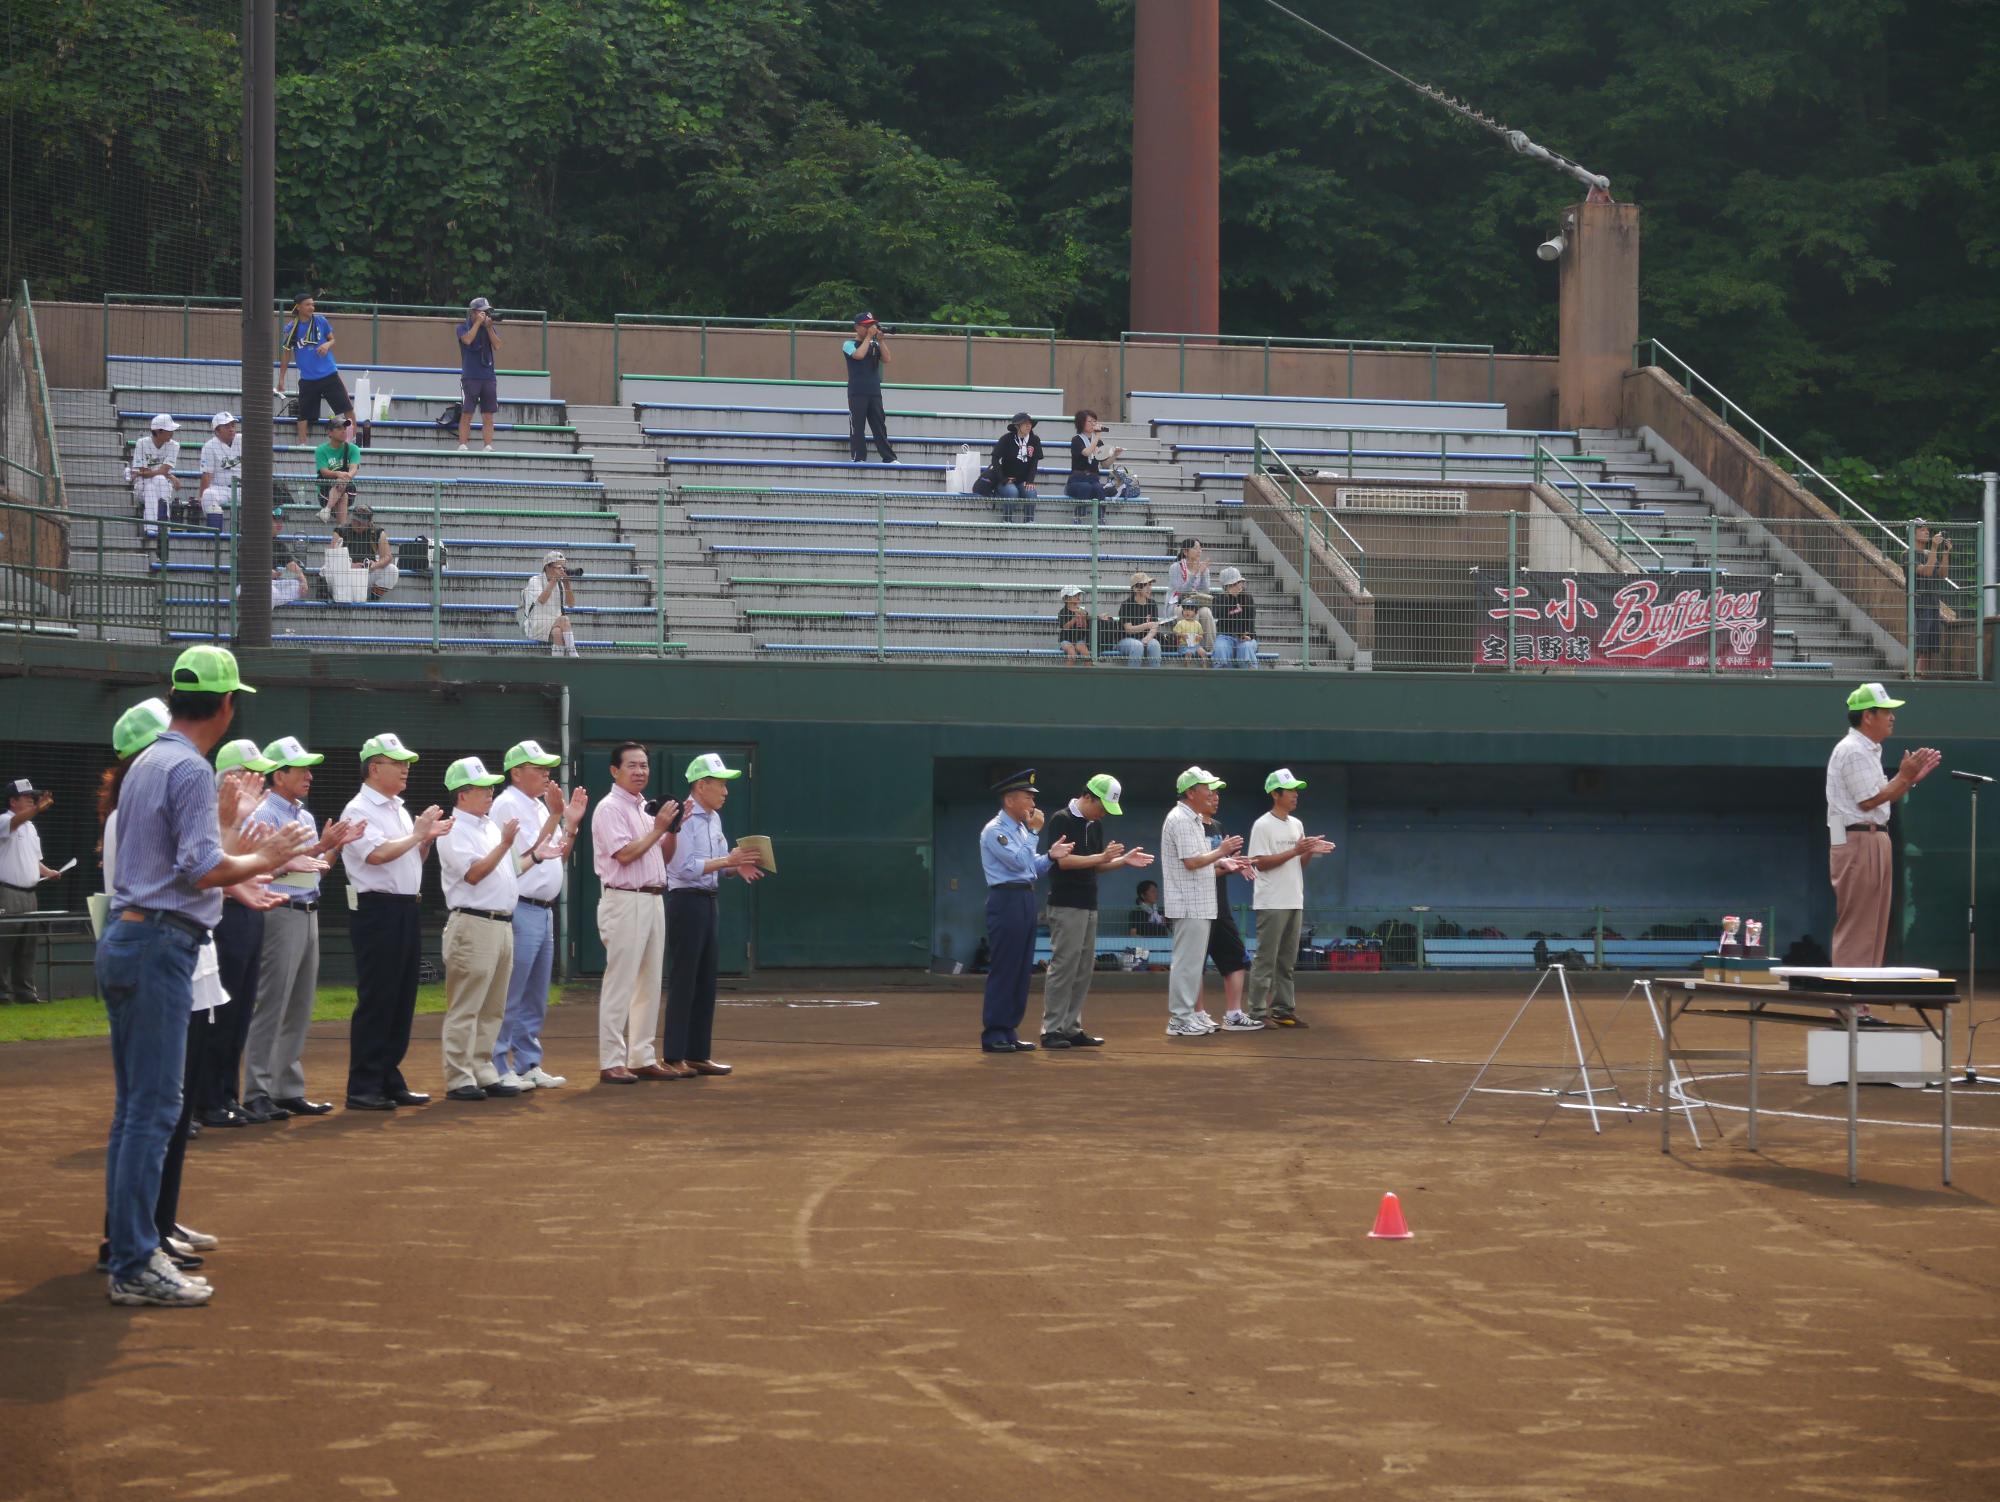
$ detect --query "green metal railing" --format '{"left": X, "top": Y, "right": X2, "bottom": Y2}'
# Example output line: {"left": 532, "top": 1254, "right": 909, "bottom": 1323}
{"left": 1633, "top": 338, "right": 1904, "bottom": 556}
{"left": 613, "top": 314, "right": 1059, "bottom": 390}
{"left": 102, "top": 294, "right": 552, "bottom": 371}
{"left": 1253, "top": 432, "right": 1368, "bottom": 670}
{"left": 1120, "top": 331, "right": 1498, "bottom": 415}
{"left": 1531, "top": 444, "right": 1666, "bottom": 572}
{"left": 18, "top": 285, "right": 65, "bottom": 512}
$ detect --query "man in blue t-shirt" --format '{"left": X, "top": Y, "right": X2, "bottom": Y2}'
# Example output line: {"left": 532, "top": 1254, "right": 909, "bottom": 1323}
{"left": 277, "top": 293, "right": 354, "bottom": 445}
{"left": 455, "top": 296, "right": 504, "bottom": 452}
{"left": 840, "top": 311, "right": 898, "bottom": 464}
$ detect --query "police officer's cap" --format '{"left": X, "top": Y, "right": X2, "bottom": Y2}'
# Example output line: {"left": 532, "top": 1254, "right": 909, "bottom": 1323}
{"left": 991, "top": 768, "right": 1037, "bottom": 797}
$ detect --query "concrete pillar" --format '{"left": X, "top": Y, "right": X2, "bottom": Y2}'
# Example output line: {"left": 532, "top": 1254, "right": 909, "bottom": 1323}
{"left": 1556, "top": 201, "right": 1640, "bottom": 431}
{"left": 1131, "top": 0, "right": 1220, "bottom": 336}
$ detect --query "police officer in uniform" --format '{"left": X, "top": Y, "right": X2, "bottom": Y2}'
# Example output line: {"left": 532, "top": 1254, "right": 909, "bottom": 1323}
{"left": 977, "top": 769, "right": 1072, "bottom": 1053}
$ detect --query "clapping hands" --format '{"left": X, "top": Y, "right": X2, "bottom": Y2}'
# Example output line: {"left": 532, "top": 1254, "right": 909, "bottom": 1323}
{"left": 1900, "top": 748, "right": 1943, "bottom": 785}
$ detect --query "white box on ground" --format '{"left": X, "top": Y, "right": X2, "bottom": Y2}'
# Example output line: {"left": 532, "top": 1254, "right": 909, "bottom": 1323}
{"left": 1805, "top": 1028, "right": 1942, "bottom": 1088}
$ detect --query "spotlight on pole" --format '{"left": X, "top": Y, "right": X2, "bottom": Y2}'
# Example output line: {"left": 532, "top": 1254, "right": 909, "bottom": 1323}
{"left": 1536, "top": 233, "right": 1567, "bottom": 263}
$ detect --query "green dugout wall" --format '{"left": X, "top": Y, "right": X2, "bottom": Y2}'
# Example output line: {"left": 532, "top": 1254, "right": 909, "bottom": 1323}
{"left": 2, "top": 639, "right": 1994, "bottom": 983}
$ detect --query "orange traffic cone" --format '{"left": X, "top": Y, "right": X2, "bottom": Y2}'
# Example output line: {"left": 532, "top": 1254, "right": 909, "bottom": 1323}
{"left": 1367, "top": 1191, "right": 1414, "bottom": 1240}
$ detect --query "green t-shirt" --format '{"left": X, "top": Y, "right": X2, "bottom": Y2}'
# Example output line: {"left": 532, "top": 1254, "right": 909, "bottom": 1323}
{"left": 314, "top": 440, "right": 362, "bottom": 474}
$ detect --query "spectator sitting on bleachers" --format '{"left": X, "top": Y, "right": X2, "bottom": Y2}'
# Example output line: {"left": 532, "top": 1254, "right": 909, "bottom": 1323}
{"left": 270, "top": 554, "right": 309, "bottom": 607}
{"left": 1066, "top": 410, "right": 1124, "bottom": 522}
{"left": 129, "top": 415, "right": 181, "bottom": 522}
{"left": 324, "top": 500, "right": 398, "bottom": 601}
{"left": 519, "top": 550, "right": 580, "bottom": 658}
{"left": 1167, "top": 537, "right": 1217, "bottom": 650}
{"left": 1113, "top": 572, "right": 1164, "bottom": 666}
{"left": 1212, "top": 566, "right": 1258, "bottom": 668}
{"left": 277, "top": 292, "right": 353, "bottom": 446}
{"left": 455, "top": 297, "right": 502, "bottom": 453}
{"left": 1130, "top": 879, "right": 1168, "bottom": 935}
{"left": 1172, "top": 594, "right": 1210, "bottom": 666}
{"left": 314, "top": 416, "right": 363, "bottom": 524}
{"left": 991, "top": 413, "right": 1044, "bottom": 524}
{"left": 1057, "top": 586, "right": 1092, "bottom": 665}
{"left": 197, "top": 412, "right": 242, "bottom": 523}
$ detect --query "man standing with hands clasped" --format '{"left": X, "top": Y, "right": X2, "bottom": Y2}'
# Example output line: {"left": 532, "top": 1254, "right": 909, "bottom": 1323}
{"left": 1244, "top": 770, "right": 1336, "bottom": 1028}
{"left": 0, "top": 776, "right": 60, "bottom": 1005}
{"left": 978, "top": 769, "right": 1073, "bottom": 1053}
{"left": 1825, "top": 684, "right": 1941, "bottom": 975}
{"left": 662, "top": 753, "right": 765, "bottom": 1079}
{"left": 1160, "top": 767, "right": 1251, "bottom": 1037}
{"left": 841, "top": 312, "right": 898, "bottom": 464}
{"left": 492, "top": 741, "right": 586, "bottom": 1090}
{"left": 590, "top": 742, "right": 679, "bottom": 1083}
{"left": 1038, "top": 774, "right": 1153, "bottom": 1050}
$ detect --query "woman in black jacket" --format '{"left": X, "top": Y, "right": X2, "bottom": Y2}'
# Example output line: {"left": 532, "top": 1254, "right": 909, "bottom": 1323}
{"left": 990, "top": 412, "right": 1044, "bottom": 524}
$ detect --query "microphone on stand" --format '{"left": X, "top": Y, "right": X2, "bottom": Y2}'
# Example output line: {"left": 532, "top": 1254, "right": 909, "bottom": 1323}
{"left": 1949, "top": 770, "right": 1994, "bottom": 784}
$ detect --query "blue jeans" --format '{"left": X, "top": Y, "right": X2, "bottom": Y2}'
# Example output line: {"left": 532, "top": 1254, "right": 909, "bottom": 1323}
{"left": 1214, "top": 633, "right": 1259, "bottom": 667}
{"left": 1114, "top": 637, "right": 1162, "bottom": 666}
{"left": 998, "top": 483, "right": 1036, "bottom": 524}
{"left": 98, "top": 913, "right": 200, "bottom": 1281}
{"left": 494, "top": 904, "right": 556, "bottom": 1076}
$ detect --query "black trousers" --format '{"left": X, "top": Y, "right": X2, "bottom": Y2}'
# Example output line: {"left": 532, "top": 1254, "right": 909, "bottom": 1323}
{"left": 663, "top": 890, "right": 720, "bottom": 1062}
{"left": 199, "top": 902, "right": 264, "bottom": 1111}
{"left": 980, "top": 885, "right": 1035, "bottom": 1045}
{"left": 847, "top": 388, "right": 893, "bottom": 461}
{"left": 347, "top": 897, "right": 422, "bottom": 1099}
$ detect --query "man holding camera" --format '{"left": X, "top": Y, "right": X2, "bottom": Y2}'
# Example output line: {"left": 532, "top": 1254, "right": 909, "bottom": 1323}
{"left": 456, "top": 297, "right": 503, "bottom": 453}
{"left": 841, "top": 312, "right": 899, "bottom": 464}
{"left": 520, "top": 550, "right": 580, "bottom": 657}
{"left": 1912, "top": 520, "right": 1951, "bottom": 676}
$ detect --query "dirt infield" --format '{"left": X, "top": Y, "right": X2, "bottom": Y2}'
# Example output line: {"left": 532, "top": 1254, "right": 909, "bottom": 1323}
{"left": 4, "top": 979, "right": 1998, "bottom": 1501}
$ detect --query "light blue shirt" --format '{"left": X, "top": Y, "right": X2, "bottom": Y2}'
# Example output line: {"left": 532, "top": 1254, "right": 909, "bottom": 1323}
{"left": 664, "top": 802, "right": 727, "bottom": 892}
{"left": 979, "top": 812, "right": 1051, "bottom": 887}
{"left": 110, "top": 730, "right": 226, "bottom": 926}
{"left": 250, "top": 788, "right": 319, "bottom": 899}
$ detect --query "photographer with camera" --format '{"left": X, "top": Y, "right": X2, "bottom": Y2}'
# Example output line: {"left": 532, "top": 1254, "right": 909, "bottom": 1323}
{"left": 1912, "top": 520, "right": 1951, "bottom": 676}
{"left": 519, "top": 550, "right": 580, "bottom": 658}
{"left": 841, "top": 312, "right": 899, "bottom": 464}
{"left": 455, "top": 297, "right": 503, "bottom": 452}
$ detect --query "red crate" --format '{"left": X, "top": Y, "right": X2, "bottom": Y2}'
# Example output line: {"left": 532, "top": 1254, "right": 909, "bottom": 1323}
{"left": 1326, "top": 949, "right": 1383, "bottom": 972}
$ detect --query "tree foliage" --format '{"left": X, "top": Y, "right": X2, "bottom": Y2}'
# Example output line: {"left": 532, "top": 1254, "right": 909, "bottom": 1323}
{"left": 3, "top": 0, "right": 1996, "bottom": 481}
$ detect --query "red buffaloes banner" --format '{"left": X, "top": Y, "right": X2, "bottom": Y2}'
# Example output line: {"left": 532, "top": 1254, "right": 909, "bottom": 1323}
{"left": 1473, "top": 569, "right": 1774, "bottom": 670}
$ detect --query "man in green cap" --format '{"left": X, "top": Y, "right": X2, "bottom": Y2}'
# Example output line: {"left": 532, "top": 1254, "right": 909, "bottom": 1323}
{"left": 98, "top": 647, "right": 312, "bottom": 1306}
{"left": 340, "top": 732, "right": 450, "bottom": 1111}
{"left": 492, "top": 741, "right": 586, "bottom": 1090}
{"left": 1037, "top": 774, "right": 1153, "bottom": 1049}
{"left": 1244, "top": 769, "right": 1336, "bottom": 1027}
{"left": 245, "top": 735, "right": 360, "bottom": 1121}
{"left": 437, "top": 757, "right": 525, "bottom": 1100}
{"left": 661, "top": 753, "right": 765, "bottom": 1077}
{"left": 1826, "top": 684, "right": 1940, "bottom": 970}
{"left": 1160, "top": 767, "right": 1242, "bottom": 1037}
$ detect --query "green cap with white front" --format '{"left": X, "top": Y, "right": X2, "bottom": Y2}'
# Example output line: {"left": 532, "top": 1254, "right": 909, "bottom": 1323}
{"left": 1264, "top": 767, "right": 1307, "bottom": 793}
{"left": 444, "top": 756, "right": 503, "bottom": 791}
{"left": 171, "top": 643, "right": 255, "bottom": 694}
{"left": 358, "top": 731, "right": 419, "bottom": 762}
{"left": 261, "top": 735, "right": 324, "bottom": 768}
{"left": 685, "top": 751, "right": 743, "bottom": 783}
{"left": 215, "top": 738, "right": 281, "bottom": 774}
{"left": 503, "top": 739, "right": 561, "bottom": 771}
{"left": 112, "top": 697, "right": 170, "bottom": 760}
{"left": 1847, "top": 682, "right": 1905, "bottom": 712}
{"left": 1085, "top": 773, "right": 1123, "bottom": 815}
{"left": 1175, "top": 766, "right": 1226, "bottom": 795}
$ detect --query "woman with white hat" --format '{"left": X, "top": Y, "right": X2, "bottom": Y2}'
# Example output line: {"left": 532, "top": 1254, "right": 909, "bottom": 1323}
{"left": 520, "top": 551, "right": 580, "bottom": 657}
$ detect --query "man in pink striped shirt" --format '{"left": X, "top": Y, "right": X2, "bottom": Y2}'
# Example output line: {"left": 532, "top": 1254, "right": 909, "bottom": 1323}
{"left": 588, "top": 742, "right": 679, "bottom": 1083}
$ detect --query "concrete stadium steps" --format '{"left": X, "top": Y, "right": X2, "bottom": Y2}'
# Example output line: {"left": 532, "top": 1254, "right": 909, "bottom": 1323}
{"left": 1149, "top": 420, "right": 1588, "bottom": 454}
{"left": 618, "top": 373, "right": 1061, "bottom": 417}
{"left": 636, "top": 404, "right": 1061, "bottom": 442}
{"left": 1128, "top": 390, "right": 1509, "bottom": 430}
{"left": 110, "top": 414, "right": 582, "bottom": 455}
{"left": 107, "top": 354, "right": 554, "bottom": 402}
{"left": 105, "top": 385, "right": 571, "bottom": 429}
{"left": 109, "top": 435, "right": 597, "bottom": 483}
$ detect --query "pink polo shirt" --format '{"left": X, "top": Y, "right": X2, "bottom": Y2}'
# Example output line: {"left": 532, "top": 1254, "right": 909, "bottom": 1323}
{"left": 590, "top": 784, "right": 666, "bottom": 889}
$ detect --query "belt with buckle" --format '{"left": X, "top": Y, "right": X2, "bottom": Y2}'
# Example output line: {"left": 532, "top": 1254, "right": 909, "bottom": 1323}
{"left": 117, "top": 907, "right": 213, "bottom": 945}
{"left": 517, "top": 896, "right": 555, "bottom": 910}
{"left": 0, "top": 880, "right": 37, "bottom": 893}
{"left": 607, "top": 885, "right": 665, "bottom": 896}
{"left": 356, "top": 891, "right": 419, "bottom": 905}
{"left": 1843, "top": 824, "right": 1886, "bottom": 834}
{"left": 452, "top": 907, "right": 514, "bottom": 923}
{"left": 282, "top": 897, "right": 319, "bottom": 912}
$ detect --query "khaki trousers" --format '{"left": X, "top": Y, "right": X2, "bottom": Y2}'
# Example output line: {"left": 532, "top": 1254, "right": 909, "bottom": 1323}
{"left": 1041, "top": 906, "right": 1099, "bottom": 1039}
{"left": 1245, "top": 907, "right": 1303, "bottom": 1020}
{"left": 441, "top": 911, "right": 513, "bottom": 1092}
{"left": 596, "top": 888, "right": 664, "bottom": 1069}
{"left": 1829, "top": 830, "right": 1892, "bottom": 969}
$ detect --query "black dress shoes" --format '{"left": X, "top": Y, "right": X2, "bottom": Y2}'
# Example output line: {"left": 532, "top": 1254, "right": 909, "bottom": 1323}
{"left": 1010, "top": 1037, "right": 1037, "bottom": 1051}
{"left": 390, "top": 1089, "right": 431, "bottom": 1106}
{"left": 273, "top": 1096, "right": 334, "bottom": 1116}
{"left": 446, "top": 1085, "right": 489, "bottom": 1101}
{"left": 198, "top": 1107, "right": 247, "bottom": 1128}
{"left": 1065, "top": 1031, "right": 1106, "bottom": 1048}
{"left": 345, "top": 1093, "right": 398, "bottom": 1111}
{"left": 980, "top": 1040, "right": 1017, "bottom": 1053}
{"left": 1039, "top": 1033, "right": 1074, "bottom": 1049}
{"left": 483, "top": 1080, "right": 523, "bottom": 1097}
{"left": 238, "top": 1096, "right": 292, "bottom": 1124}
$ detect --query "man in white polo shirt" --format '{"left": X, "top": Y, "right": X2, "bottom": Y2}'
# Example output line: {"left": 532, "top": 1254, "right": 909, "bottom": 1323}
{"left": 1825, "top": 683, "right": 1940, "bottom": 970}
{"left": 0, "top": 776, "right": 59, "bottom": 1005}
{"left": 1244, "top": 769, "right": 1336, "bottom": 1028}
{"left": 436, "top": 758, "right": 524, "bottom": 1100}
{"left": 491, "top": 740, "right": 584, "bottom": 1089}
{"left": 129, "top": 415, "right": 181, "bottom": 522}
{"left": 198, "top": 412, "right": 243, "bottom": 521}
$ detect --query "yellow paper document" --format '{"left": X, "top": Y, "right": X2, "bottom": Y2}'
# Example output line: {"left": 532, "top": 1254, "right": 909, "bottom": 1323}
{"left": 735, "top": 836, "right": 777, "bottom": 874}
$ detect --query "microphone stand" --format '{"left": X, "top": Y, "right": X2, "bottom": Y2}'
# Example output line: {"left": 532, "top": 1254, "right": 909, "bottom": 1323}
{"left": 1950, "top": 770, "right": 1996, "bottom": 1083}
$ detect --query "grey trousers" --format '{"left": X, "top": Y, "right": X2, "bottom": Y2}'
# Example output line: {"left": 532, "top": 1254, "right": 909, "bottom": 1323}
{"left": 0, "top": 885, "right": 38, "bottom": 1002}
{"left": 246, "top": 905, "right": 319, "bottom": 1101}
{"left": 1245, "top": 907, "right": 1303, "bottom": 1020}
{"left": 1041, "top": 907, "right": 1099, "bottom": 1038}
{"left": 1168, "top": 915, "right": 1211, "bottom": 1022}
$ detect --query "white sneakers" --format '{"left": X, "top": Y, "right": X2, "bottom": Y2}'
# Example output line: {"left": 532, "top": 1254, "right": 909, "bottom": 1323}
{"left": 481, "top": 442, "right": 494, "bottom": 453}
{"left": 525, "top": 1066, "right": 566, "bottom": 1088}
{"left": 1221, "top": 1010, "right": 1266, "bottom": 1031}
{"left": 1165, "top": 1017, "right": 1211, "bottom": 1037}
{"left": 455, "top": 442, "right": 469, "bottom": 453}
{"left": 1192, "top": 1009, "right": 1221, "bottom": 1033}
{"left": 173, "top": 1223, "right": 219, "bottom": 1251}
{"left": 497, "top": 1071, "right": 535, "bottom": 1092}
{"left": 1167, "top": 1010, "right": 1264, "bottom": 1036}
{"left": 109, "top": 1247, "right": 213, "bottom": 1307}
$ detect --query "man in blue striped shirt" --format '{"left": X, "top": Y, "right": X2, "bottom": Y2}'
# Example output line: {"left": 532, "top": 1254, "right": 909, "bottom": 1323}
{"left": 661, "top": 753, "right": 764, "bottom": 1078}
{"left": 97, "top": 646, "right": 312, "bottom": 1308}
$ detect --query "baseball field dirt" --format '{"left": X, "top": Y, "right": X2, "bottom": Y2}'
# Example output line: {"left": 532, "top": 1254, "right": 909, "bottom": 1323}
{"left": 4, "top": 979, "right": 1997, "bottom": 1500}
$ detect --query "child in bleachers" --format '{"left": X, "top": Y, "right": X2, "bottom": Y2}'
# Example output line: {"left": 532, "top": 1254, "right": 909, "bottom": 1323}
{"left": 1172, "top": 596, "right": 1210, "bottom": 665}
{"left": 1057, "top": 587, "right": 1093, "bottom": 664}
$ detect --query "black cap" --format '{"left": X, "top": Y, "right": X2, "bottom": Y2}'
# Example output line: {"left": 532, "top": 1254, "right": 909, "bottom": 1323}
{"left": 991, "top": 768, "right": 1037, "bottom": 796}
{"left": 1011, "top": 411, "right": 1035, "bottom": 427}
{"left": 5, "top": 777, "right": 43, "bottom": 798}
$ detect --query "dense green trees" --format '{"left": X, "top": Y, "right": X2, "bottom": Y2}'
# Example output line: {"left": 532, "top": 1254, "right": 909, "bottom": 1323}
{"left": 3, "top": 0, "right": 1994, "bottom": 490}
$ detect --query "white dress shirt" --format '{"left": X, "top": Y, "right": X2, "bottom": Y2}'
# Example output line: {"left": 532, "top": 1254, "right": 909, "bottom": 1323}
{"left": 1826, "top": 728, "right": 1890, "bottom": 845}
{"left": 1160, "top": 802, "right": 1216, "bottom": 920}
{"left": 0, "top": 816, "right": 43, "bottom": 887}
{"left": 340, "top": 783, "right": 424, "bottom": 894}
{"left": 438, "top": 808, "right": 520, "bottom": 913}
{"left": 492, "top": 784, "right": 564, "bottom": 903}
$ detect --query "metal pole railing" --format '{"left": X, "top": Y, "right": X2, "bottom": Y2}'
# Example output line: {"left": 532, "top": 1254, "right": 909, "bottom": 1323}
{"left": 875, "top": 492, "right": 887, "bottom": 662}
{"left": 430, "top": 481, "right": 443, "bottom": 652}
{"left": 1707, "top": 513, "right": 1719, "bottom": 676}
{"left": 1506, "top": 511, "right": 1518, "bottom": 676}
{"left": 656, "top": 488, "right": 668, "bottom": 657}
{"left": 1906, "top": 519, "right": 1917, "bottom": 671}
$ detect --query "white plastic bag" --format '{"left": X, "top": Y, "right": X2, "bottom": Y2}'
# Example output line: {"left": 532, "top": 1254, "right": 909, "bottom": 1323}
{"left": 372, "top": 387, "right": 394, "bottom": 423}
{"left": 946, "top": 447, "right": 981, "bottom": 494}
{"left": 323, "top": 546, "right": 369, "bottom": 604}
